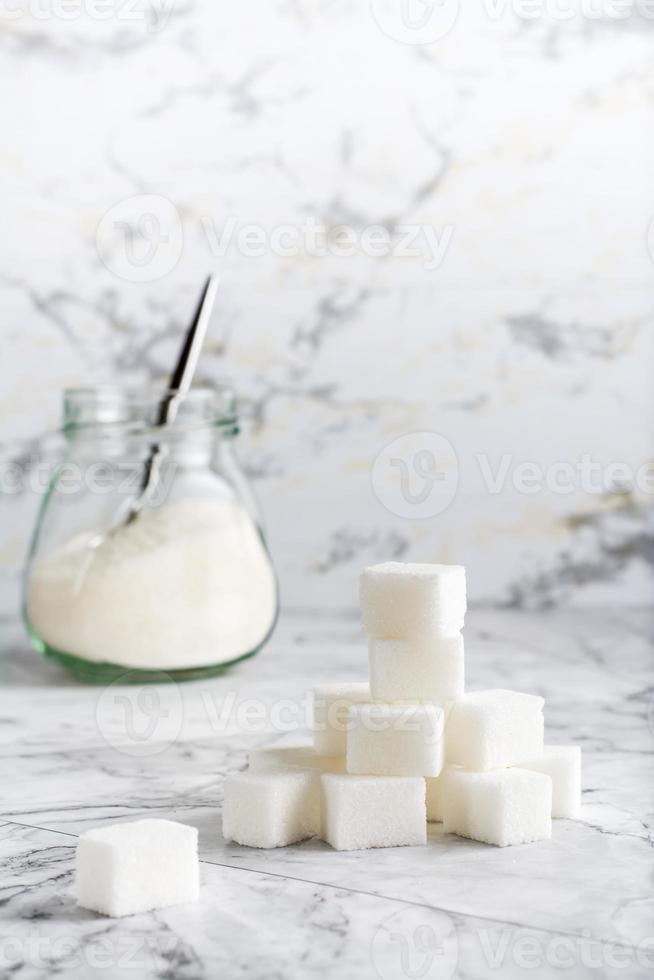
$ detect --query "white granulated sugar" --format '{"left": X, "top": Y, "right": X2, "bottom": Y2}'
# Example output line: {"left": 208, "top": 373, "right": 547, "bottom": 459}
{"left": 27, "top": 499, "right": 277, "bottom": 669}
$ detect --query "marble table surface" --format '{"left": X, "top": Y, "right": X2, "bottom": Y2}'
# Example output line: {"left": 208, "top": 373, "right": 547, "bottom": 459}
{"left": 0, "top": 606, "right": 652, "bottom": 980}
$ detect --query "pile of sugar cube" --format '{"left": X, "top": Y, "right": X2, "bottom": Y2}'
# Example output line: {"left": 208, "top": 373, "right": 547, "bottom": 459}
{"left": 74, "top": 561, "right": 582, "bottom": 919}
{"left": 224, "top": 561, "right": 582, "bottom": 851}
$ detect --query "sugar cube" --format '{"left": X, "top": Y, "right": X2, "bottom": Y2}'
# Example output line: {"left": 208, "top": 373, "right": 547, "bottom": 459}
{"left": 426, "top": 770, "right": 447, "bottom": 822}
{"left": 368, "top": 634, "right": 464, "bottom": 703}
{"left": 445, "top": 689, "right": 544, "bottom": 771}
{"left": 249, "top": 743, "right": 345, "bottom": 774}
{"left": 313, "top": 682, "right": 370, "bottom": 756}
{"left": 427, "top": 765, "right": 464, "bottom": 822}
{"left": 346, "top": 702, "right": 444, "bottom": 777}
{"left": 514, "top": 745, "right": 581, "bottom": 818}
{"left": 222, "top": 770, "right": 320, "bottom": 848}
{"left": 360, "top": 562, "right": 466, "bottom": 639}
{"left": 75, "top": 819, "right": 199, "bottom": 917}
{"left": 442, "top": 767, "right": 552, "bottom": 846}
{"left": 321, "top": 773, "right": 426, "bottom": 850}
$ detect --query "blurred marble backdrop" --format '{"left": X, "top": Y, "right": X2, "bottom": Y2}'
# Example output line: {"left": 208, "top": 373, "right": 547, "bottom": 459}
{"left": 1, "top": 1, "right": 652, "bottom": 616}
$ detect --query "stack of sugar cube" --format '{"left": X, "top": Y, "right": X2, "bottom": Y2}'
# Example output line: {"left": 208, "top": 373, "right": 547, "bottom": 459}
{"left": 223, "top": 561, "right": 581, "bottom": 852}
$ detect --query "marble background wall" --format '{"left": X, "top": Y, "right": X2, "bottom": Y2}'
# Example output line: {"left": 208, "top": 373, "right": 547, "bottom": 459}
{"left": 1, "top": 1, "right": 652, "bottom": 616}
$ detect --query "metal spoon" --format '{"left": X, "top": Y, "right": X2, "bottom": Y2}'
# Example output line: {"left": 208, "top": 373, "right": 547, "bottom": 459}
{"left": 89, "top": 274, "right": 220, "bottom": 547}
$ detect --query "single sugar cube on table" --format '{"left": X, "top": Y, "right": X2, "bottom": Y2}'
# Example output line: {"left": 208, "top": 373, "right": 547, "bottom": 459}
{"left": 346, "top": 702, "right": 444, "bottom": 777}
{"left": 360, "top": 562, "right": 466, "bottom": 639}
{"left": 442, "top": 767, "right": 552, "bottom": 846}
{"left": 249, "top": 743, "right": 345, "bottom": 774}
{"left": 445, "top": 689, "right": 544, "bottom": 771}
{"left": 75, "top": 819, "right": 199, "bottom": 917}
{"left": 222, "top": 770, "right": 320, "bottom": 848}
{"left": 514, "top": 745, "right": 581, "bottom": 818}
{"left": 313, "top": 682, "right": 370, "bottom": 756}
{"left": 368, "top": 634, "right": 464, "bottom": 703}
{"left": 321, "top": 773, "right": 427, "bottom": 850}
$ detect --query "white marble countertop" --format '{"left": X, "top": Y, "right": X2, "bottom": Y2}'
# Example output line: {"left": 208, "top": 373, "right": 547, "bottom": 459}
{"left": 0, "top": 607, "right": 652, "bottom": 980}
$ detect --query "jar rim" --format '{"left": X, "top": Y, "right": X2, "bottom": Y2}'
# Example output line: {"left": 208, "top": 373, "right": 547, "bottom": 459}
{"left": 63, "top": 384, "right": 238, "bottom": 434}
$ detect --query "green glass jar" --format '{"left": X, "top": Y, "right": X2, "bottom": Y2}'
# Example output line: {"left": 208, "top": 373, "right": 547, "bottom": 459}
{"left": 23, "top": 385, "right": 278, "bottom": 683}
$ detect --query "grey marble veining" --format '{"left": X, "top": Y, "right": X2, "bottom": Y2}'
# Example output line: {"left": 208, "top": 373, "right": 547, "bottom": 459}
{"left": 8, "top": 821, "right": 651, "bottom": 980}
{"left": 0, "top": 3, "right": 652, "bottom": 618}
{"left": 0, "top": 607, "right": 652, "bottom": 979}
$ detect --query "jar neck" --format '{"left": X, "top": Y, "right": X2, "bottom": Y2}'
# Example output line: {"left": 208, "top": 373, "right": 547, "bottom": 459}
{"left": 64, "top": 384, "right": 236, "bottom": 425}
{"left": 62, "top": 385, "right": 239, "bottom": 452}
{"left": 65, "top": 425, "right": 237, "bottom": 463}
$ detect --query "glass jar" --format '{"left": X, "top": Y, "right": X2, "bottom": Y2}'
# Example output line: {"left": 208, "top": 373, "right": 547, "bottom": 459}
{"left": 23, "top": 385, "right": 278, "bottom": 683}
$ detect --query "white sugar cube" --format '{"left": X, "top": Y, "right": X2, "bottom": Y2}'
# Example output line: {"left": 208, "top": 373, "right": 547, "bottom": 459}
{"left": 514, "top": 745, "right": 581, "bottom": 818}
{"left": 442, "top": 767, "right": 552, "bottom": 846}
{"left": 249, "top": 743, "right": 345, "bottom": 774}
{"left": 360, "top": 562, "right": 466, "bottom": 639}
{"left": 368, "top": 634, "right": 464, "bottom": 703}
{"left": 75, "top": 819, "right": 199, "bottom": 917}
{"left": 222, "top": 770, "right": 320, "bottom": 848}
{"left": 313, "top": 682, "right": 370, "bottom": 756}
{"left": 427, "top": 765, "right": 464, "bottom": 822}
{"left": 426, "top": 771, "right": 447, "bottom": 822}
{"left": 445, "top": 689, "right": 544, "bottom": 771}
{"left": 346, "top": 703, "right": 444, "bottom": 777}
{"left": 321, "top": 773, "right": 426, "bottom": 850}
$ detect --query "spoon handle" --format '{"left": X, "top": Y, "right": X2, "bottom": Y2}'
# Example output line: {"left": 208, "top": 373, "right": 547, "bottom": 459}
{"left": 132, "top": 274, "right": 220, "bottom": 513}
{"left": 156, "top": 273, "right": 221, "bottom": 427}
